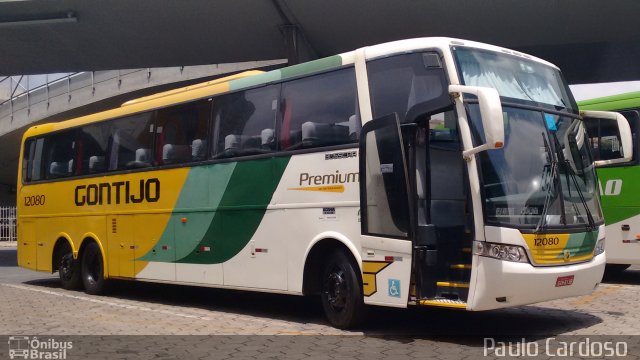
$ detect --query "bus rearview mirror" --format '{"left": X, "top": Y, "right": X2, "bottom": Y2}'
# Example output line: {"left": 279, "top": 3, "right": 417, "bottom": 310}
{"left": 581, "top": 110, "right": 633, "bottom": 167}
{"left": 449, "top": 85, "right": 505, "bottom": 158}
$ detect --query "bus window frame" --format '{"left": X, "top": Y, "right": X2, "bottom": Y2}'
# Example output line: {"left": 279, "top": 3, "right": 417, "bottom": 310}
{"left": 19, "top": 65, "right": 363, "bottom": 186}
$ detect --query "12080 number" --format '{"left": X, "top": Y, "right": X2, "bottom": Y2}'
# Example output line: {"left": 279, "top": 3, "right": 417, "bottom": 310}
{"left": 24, "top": 195, "right": 45, "bottom": 207}
{"left": 534, "top": 237, "right": 560, "bottom": 246}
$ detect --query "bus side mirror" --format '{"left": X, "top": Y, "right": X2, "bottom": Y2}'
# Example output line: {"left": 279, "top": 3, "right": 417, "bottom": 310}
{"left": 449, "top": 85, "right": 505, "bottom": 158}
{"left": 581, "top": 110, "right": 633, "bottom": 167}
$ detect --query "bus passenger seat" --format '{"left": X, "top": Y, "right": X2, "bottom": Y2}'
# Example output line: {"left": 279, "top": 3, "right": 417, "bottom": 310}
{"left": 163, "top": 144, "right": 190, "bottom": 163}
{"left": 135, "top": 148, "right": 151, "bottom": 165}
{"left": 224, "top": 135, "right": 240, "bottom": 151}
{"left": 49, "top": 161, "right": 69, "bottom": 176}
{"left": 348, "top": 114, "right": 360, "bottom": 140}
{"left": 89, "top": 156, "right": 105, "bottom": 172}
{"left": 302, "top": 121, "right": 350, "bottom": 147}
{"left": 301, "top": 122, "right": 321, "bottom": 147}
{"left": 191, "top": 139, "right": 206, "bottom": 160}
{"left": 163, "top": 144, "right": 176, "bottom": 163}
{"left": 261, "top": 128, "right": 275, "bottom": 150}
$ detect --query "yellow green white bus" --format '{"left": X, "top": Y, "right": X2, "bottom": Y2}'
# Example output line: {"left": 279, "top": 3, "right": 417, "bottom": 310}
{"left": 579, "top": 92, "right": 640, "bottom": 273}
{"left": 17, "top": 38, "right": 631, "bottom": 328}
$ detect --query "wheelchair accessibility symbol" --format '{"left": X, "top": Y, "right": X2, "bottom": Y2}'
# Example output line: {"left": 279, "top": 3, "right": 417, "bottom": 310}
{"left": 388, "top": 279, "right": 400, "bottom": 298}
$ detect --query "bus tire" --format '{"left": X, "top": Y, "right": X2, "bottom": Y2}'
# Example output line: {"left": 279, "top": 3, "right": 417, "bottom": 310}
{"left": 605, "top": 264, "right": 630, "bottom": 275}
{"left": 81, "top": 242, "right": 108, "bottom": 295}
{"left": 320, "top": 249, "right": 365, "bottom": 329}
{"left": 58, "top": 242, "right": 82, "bottom": 290}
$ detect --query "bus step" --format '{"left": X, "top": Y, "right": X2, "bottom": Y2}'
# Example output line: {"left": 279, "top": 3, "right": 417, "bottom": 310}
{"left": 450, "top": 264, "right": 471, "bottom": 270}
{"left": 436, "top": 281, "right": 469, "bottom": 289}
{"left": 419, "top": 298, "right": 467, "bottom": 309}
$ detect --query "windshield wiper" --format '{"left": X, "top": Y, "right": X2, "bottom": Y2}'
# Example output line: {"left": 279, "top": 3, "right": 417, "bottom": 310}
{"left": 535, "top": 132, "right": 559, "bottom": 234}
{"left": 549, "top": 131, "right": 596, "bottom": 231}
{"left": 561, "top": 160, "right": 596, "bottom": 231}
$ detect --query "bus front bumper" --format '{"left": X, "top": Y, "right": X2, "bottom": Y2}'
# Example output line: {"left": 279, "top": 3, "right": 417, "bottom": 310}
{"left": 468, "top": 253, "right": 605, "bottom": 311}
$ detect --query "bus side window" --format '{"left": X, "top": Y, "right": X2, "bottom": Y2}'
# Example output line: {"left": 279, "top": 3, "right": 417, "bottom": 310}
{"left": 22, "top": 139, "right": 35, "bottom": 182}
{"left": 108, "top": 112, "right": 155, "bottom": 170}
{"left": 80, "top": 122, "right": 111, "bottom": 174}
{"left": 44, "top": 130, "right": 77, "bottom": 179}
{"left": 156, "top": 99, "right": 210, "bottom": 165}
{"left": 22, "top": 137, "right": 44, "bottom": 182}
{"left": 279, "top": 67, "right": 359, "bottom": 150}
{"left": 211, "top": 85, "right": 279, "bottom": 159}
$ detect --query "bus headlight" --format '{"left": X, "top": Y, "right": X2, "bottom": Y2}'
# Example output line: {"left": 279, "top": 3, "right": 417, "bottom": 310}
{"left": 594, "top": 238, "right": 605, "bottom": 256}
{"left": 473, "top": 241, "right": 529, "bottom": 263}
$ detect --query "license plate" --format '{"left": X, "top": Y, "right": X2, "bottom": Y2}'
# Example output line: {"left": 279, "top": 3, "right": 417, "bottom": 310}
{"left": 555, "top": 275, "right": 574, "bottom": 287}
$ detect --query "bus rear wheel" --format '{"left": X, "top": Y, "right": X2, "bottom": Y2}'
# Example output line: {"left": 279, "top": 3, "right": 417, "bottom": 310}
{"left": 58, "top": 242, "right": 82, "bottom": 290}
{"left": 320, "top": 250, "right": 364, "bottom": 329}
{"left": 81, "top": 242, "right": 108, "bottom": 295}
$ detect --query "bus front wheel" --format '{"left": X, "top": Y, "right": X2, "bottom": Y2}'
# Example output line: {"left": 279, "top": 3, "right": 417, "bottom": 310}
{"left": 320, "top": 250, "right": 365, "bottom": 329}
{"left": 81, "top": 242, "right": 108, "bottom": 295}
{"left": 58, "top": 242, "right": 82, "bottom": 290}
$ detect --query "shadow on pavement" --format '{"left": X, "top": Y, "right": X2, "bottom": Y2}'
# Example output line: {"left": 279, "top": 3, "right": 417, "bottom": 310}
{"left": 23, "top": 275, "right": 603, "bottom": 342}
{"left": 602, "top": 267, "right": 640, "bottom": 285}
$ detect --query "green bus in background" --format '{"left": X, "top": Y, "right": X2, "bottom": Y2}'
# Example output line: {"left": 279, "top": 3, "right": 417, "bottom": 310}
{"left": 580, "top": 92, "right": 640, "bottom": 273}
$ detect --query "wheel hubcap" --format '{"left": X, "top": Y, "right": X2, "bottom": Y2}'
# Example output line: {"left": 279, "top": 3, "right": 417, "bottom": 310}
{"left": 87, "top": 252, "right": 100, "bottom": 284}
{"left": 325, "top": 268, "right": 348, "bottom": 310}
{"left": 60, "top": 253, "right": 73, "bottom": 280}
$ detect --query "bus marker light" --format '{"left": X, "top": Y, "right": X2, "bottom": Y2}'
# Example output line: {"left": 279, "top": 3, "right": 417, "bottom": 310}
{"left": 200, "top": 246, "right": 211, "bottom": 252}
{"left": 161, "top": 245, "right": 170, "bottom": 250}
{"left": 255, "top": 248, "right": 268, "bottom": 253}
{"left": 494, "top": 141, "right": 504, "bottom": 148}
{"left": 635, "top": 234, "right": 640, "bottom": 239}
{"left": 384, "top": 256, "right": 398, "bottom": 262}
{"left": 181, "top": 217, "right": 187, "bottom": 223}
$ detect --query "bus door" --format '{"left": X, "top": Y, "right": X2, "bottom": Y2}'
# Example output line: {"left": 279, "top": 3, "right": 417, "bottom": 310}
{"left": 411, "top": 111, "right": 472, "bottom": 306}
{"left": 359, "top": 113, "right": 413, "bottom": 307}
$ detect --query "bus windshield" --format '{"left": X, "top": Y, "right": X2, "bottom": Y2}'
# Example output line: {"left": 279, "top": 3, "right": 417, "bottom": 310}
{"left": 466, "top": 104, "right": 602, "bottom": 230}
{"left": 453, "top": 47, "right": 577, "bottom": 113}
{"left": 454, "top": 46, "right": 601, "bottom": 230}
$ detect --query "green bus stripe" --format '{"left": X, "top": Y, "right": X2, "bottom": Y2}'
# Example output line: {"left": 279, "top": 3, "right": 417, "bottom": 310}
{"left": 555, "top": 231, "right": 597, "bottom": 259}
{"left": 578, "top": 91, "right": 640, "bottom": 111}
{"left": 176, "top": 156, "right": 290, "bottom": 264}
{"left": 280, "top": 55, "right": 343, "bottom": 80}
{"left": 229, "top": 70, "right": 282, "bottom": 91}
{"left": 138, "top": 163, "right": 237, "bottom": 262}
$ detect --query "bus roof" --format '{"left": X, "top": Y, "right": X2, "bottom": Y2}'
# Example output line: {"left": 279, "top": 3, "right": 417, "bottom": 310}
{"left": 578, "top": 91, "right": 640, "bottom": 111}
{"left": 22, "top": 37, "right": 560, "bottom": 139}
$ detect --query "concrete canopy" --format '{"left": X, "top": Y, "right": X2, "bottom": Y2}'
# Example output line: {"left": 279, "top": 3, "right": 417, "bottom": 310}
{"left": 1, "top": 0, "right": 640, "bottom": 84}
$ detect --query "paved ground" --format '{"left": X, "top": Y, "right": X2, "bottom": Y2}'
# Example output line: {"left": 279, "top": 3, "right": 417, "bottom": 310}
{"left": 1, "top": 245, "right": 640, "bottom": 359}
